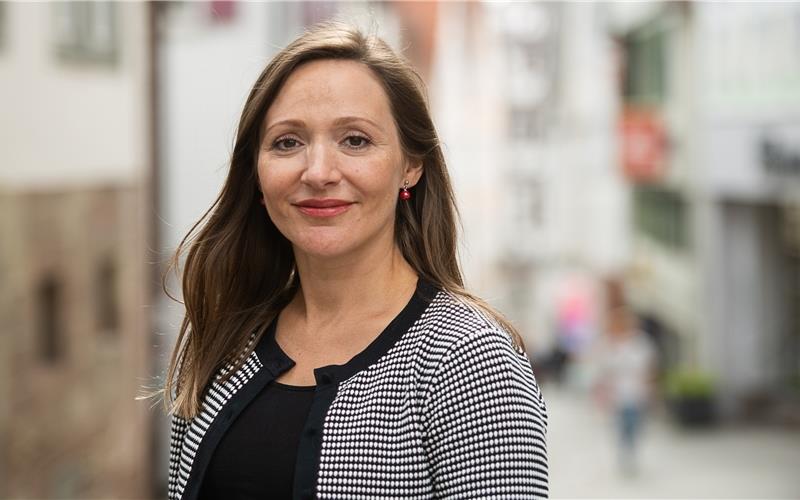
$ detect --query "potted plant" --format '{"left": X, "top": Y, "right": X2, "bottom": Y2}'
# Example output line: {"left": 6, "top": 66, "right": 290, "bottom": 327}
{"left": 664, "top": 369, "right": 717, "bottom": 427}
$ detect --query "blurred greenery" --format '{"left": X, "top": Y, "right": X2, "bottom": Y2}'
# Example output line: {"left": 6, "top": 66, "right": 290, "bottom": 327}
{"left": 664, "top": 369, "right": 716, "bottom": 398}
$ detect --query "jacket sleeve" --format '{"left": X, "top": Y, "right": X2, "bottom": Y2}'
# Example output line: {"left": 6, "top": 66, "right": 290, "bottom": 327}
{"left": 422, "top": 326, "right": 549, "bottom": 499}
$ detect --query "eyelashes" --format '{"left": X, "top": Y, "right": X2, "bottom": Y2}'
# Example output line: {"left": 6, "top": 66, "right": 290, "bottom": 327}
{"left": 273, "top": 137, "right": 300, "bottom": 151}
{"left": 343, "top": 135, "right": 370, "bottom": 149}
{"left": 271, "top": 133, "right": 372, "bottom": 152}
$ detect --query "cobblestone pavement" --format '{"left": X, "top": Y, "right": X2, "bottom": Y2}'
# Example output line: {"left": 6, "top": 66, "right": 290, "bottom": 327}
{"left": 543, "top": 383, "right": 800, "bottom": 499}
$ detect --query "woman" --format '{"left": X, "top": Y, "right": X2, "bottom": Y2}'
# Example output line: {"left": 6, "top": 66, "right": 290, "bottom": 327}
{"left": 593, "top": 306, "right": 656, "bottom": 476}
{"left": 165, "top": 21, "right": 549, "bottom": 500}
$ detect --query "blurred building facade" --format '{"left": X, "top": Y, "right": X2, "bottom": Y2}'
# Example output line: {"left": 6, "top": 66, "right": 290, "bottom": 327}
{"left": 610, "top": 2, "right": 800, "bottom": 419}
{"left": 429, "top": 2, "right": 628, "bottom": 358}
{"left": 430, "top": 0, "right": 800, "bottom": 422}
{"left": 0, "top": 2, "right": 155, "bottom": 497}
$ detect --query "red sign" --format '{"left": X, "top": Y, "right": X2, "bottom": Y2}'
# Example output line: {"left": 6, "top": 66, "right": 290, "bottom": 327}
{"left": 620, "top": 108, "right": 667, "bottom": 183}
{"left": 210, "top": 1, "right": 236, "bottom": 22}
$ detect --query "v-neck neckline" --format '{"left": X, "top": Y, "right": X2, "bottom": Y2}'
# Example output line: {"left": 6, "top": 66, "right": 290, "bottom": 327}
{"left": 255, "top": 277, "right": 439, "bottom": 385}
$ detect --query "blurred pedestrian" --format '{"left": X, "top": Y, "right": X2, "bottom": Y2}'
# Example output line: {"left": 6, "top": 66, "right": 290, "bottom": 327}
{"left": 592, "top": 306, "right": 657, "bottom": 477}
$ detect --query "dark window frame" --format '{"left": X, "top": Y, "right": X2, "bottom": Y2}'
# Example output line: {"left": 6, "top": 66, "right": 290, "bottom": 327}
{"left": 95, "top": 257, "right": 120, "bottom": 335}
{"left": 633, "top": 186, "right": 690, "bottom": 251}
{"left": 622, "top": 21, "right": 668, "bottom": 106}
{"left": 37, "top": 274, "right": 63, "bottom": 364}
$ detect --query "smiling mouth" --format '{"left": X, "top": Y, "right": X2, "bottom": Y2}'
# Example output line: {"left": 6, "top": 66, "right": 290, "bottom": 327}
{"left": 293, "top": 199, "right": 354, "bottom": 218}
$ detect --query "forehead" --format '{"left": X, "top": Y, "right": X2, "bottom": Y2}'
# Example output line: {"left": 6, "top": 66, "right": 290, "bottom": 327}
{"left": 265, "top": 59, "right": 394, "bottom": 129}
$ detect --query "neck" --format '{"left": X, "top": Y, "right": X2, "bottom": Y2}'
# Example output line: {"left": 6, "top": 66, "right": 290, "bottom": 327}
{"left": 287, "top": 239, "right": 419, "bottom": 341}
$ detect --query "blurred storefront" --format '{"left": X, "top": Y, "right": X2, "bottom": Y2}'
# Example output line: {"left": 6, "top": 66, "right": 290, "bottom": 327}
{"left": 0, "top": 2, "right": 156, "bottom": 497}
{"left": 610, "top": 2, "right": 800, "bottom": 421}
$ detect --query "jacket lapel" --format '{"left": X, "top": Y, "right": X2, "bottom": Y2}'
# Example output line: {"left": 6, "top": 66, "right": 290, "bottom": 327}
{"left": 173, "top": 324, "right": 294, "bottom": 500}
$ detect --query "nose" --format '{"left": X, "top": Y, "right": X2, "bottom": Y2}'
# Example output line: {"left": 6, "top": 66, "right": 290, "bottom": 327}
{"left": 300, "top": 141, "right": 341, "bottom": 189}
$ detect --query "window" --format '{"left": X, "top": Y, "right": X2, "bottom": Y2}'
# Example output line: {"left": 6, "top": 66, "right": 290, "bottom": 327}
{"left": 95, "top": 258, "right": 119, "bottom": 334}
{"left": 509, "top": 108, "right": 545, "bottom": 141}
{"left": 53, "top": 2, "right": 118, "bottom": 65}
{"left": 633, "top": 187, "right": 689, "bottom": 250}
{"left": 622, "top": 25, "right": 667, "bottom": 105}
{"left": 37, "top": 275, "right": 63, "bottom": 364}
{"left": 510, "top": 42, "right": 548, "bottom": 75}
{"left": 512, "top": 178, "right": 543, "bottom": 228}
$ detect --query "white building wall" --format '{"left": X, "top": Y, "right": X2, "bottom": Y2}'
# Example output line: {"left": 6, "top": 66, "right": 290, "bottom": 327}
{"left": 159, "top": 2, "right": 282, "bottom": 252}
{"left": 0, "top": 2, "right": 150, "bottom": 188}
{"left": 555, "top": 3, "right": 629, "bottom": 275}
{"left": 526, "top": 3, "right": 631, "bottom": 355}
{"left": 429, "top": 2, "right": 506, "bottom": 295}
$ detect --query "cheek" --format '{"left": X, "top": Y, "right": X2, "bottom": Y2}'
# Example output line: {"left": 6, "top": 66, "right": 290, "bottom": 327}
{"left": 359, "top": 155, "right": 405, "bottom": 195}
{"left": 255, "top": 155, "right": 269, "bottom": 192}
{"left": 257, "top": 160, "right": 289, "bottom": 200}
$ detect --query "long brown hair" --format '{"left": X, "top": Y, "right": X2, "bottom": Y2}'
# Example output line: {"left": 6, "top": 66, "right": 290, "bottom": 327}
{"left": 164, "top": 21, "right": 525, "bottom": 419}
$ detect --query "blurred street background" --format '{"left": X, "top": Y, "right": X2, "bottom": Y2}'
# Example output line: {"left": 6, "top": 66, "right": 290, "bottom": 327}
{"left": 1, "top": 1, "right": 799, "bottom": 498}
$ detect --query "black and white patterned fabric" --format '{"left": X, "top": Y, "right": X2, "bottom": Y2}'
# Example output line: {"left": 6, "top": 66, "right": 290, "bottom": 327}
{"left": 167, "top": 342, "right": 264, "bottom": 500}
{"left": 168, "top": 280, "right": 549, "bottom": 499}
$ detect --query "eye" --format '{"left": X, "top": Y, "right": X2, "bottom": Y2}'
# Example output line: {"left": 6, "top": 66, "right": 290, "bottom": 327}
{"left": 343, "top": 134, "right": 371, "bottom": 149}
{"left": 272, "top": 136, "right": 302, "bottom": 151}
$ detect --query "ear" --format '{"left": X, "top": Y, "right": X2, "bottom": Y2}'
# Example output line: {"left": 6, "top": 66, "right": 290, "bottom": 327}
{"left": 403, "top": 158, "right": 424, "bottom": 187}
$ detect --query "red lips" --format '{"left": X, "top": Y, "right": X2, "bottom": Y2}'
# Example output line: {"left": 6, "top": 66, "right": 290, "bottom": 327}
{"left": 293, "top": 198, "right": 353, "bottom": 217}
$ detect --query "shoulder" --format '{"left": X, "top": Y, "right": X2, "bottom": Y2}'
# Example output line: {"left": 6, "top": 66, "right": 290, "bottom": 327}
{"left": 408, "top": 288, "right": 539, "bottom": 393}
{"left": 410, "top": 289, "right": 548, "bottom": 433}
{"left": 413, "top": 287, "right": 523, "bottom": 359}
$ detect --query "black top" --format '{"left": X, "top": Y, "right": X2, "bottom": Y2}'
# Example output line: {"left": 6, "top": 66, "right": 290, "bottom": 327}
{"left": 198, "top": 380, "right": 316, "bottom": 500}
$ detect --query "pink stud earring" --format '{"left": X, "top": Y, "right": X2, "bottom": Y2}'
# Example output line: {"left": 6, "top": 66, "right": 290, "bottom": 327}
{"left": 399, "top": 180, "right": 411, "bottom": 200}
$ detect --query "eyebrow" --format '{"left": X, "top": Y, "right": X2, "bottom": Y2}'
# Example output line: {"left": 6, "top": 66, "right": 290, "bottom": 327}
{"left": 264, "top": 116, "right": 386, "bottom": 135}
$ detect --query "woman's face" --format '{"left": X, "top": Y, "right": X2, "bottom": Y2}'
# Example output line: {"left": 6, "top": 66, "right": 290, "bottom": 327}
{"left": 257, "top": 59, "right": 422, "bottom": 261}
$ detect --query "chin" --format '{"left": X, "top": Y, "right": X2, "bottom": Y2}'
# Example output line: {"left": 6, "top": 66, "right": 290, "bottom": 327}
{"left": 295, "top": 244, "right": 361, "bottom": 261}
{"left": 290, "top": 231, "right": 361, "bottom": 260}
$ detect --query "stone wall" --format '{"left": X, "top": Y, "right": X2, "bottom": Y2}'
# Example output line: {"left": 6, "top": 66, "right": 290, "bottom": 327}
{"left": 0, "top": 184, "right": 152, "bottom": 498}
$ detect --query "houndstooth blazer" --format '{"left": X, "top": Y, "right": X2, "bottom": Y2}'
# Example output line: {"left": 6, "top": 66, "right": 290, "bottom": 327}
{"left": 167, "top": 280, "right": 549, "bottom": 499}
